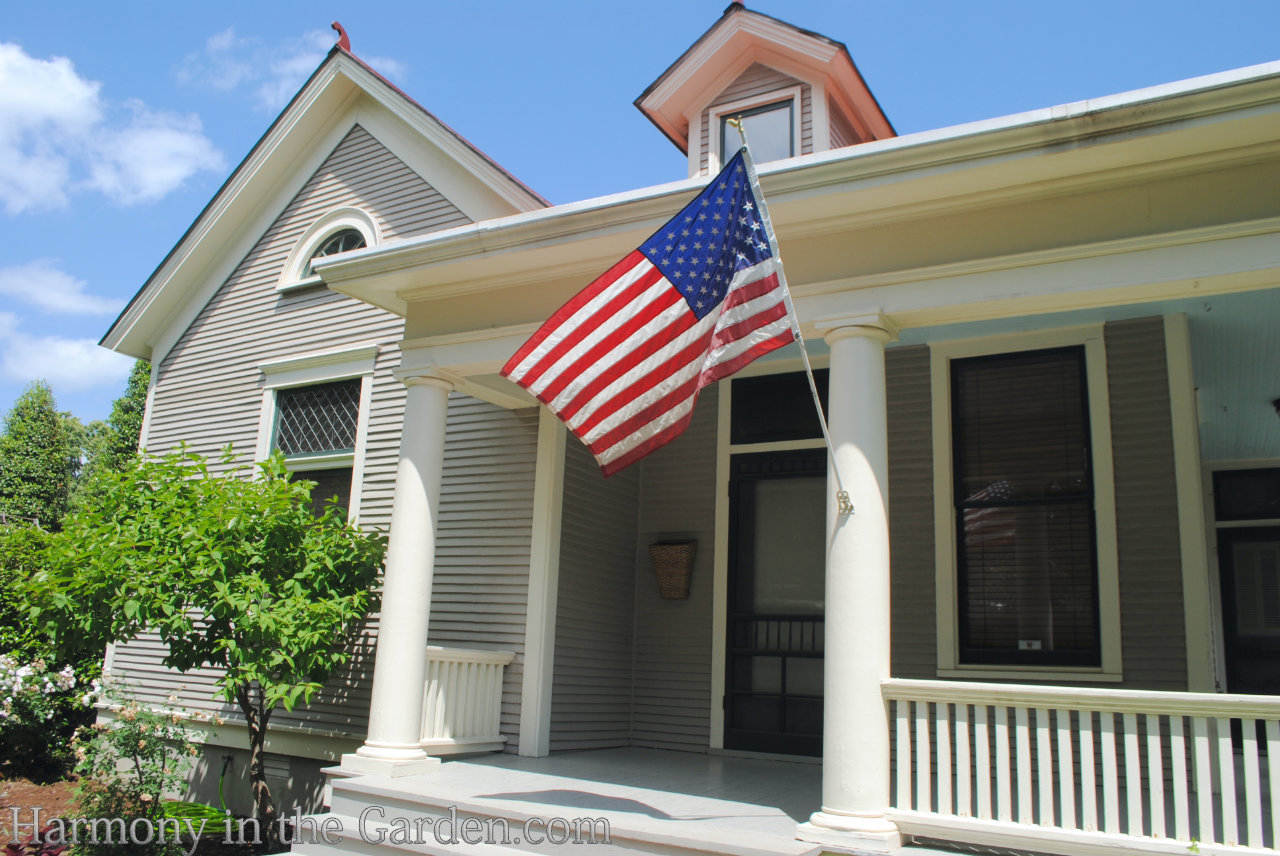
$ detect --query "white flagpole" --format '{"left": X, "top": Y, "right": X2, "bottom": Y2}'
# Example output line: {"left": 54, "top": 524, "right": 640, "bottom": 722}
{"left": 728, "top": 120, "right": 854, "bottom": 516}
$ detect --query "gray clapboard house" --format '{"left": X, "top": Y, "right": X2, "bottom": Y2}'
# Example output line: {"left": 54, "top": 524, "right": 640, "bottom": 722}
{"left": 102, "top": 5, "right": 1280, "bottom": 856}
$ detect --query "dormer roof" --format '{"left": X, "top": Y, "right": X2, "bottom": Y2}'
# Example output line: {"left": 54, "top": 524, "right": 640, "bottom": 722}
{"left": 635, "top": 3, "right": 894, "bottom": 155}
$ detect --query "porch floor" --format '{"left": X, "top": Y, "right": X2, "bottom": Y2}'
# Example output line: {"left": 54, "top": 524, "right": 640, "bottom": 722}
{"left": 311, "top": 748, "right": 965, "bottom": 856}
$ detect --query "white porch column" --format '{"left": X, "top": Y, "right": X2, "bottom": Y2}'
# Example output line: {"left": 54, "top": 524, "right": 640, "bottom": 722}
{"left": 341, "top": 370, "right": 453, "bottom": 776}
{"left": 798, "top": 315, "right": 901, "bottom": 851}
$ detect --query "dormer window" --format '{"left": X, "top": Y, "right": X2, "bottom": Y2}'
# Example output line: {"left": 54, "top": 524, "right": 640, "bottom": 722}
{"left": 303, "top": 229, "right": 366, "bottom": 278}
{"left": 720, "top": 99, "right": 794, "bottom": 166}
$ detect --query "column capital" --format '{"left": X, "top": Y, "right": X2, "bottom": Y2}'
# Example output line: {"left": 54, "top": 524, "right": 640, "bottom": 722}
{"left": 814, "top": 312, "right": 899, "bottom": 345}
{"left": 393, "top": 367, "right": 459, "bottom": 390}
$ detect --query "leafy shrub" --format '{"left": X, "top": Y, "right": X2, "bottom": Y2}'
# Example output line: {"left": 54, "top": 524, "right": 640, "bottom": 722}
{"left": 0, "top": 524, "right": 100, "bottom": 779}
{"left": 0, "top": 524, "right": 53, "bottom": 659}
{"left": 72, "top": 696, "right": 202, "bottom": 856}
{"left": 0, "top": 655, "right": 96, "bottom": 780}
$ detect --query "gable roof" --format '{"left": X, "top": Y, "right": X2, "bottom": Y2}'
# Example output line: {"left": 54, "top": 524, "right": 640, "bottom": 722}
{"left": 635, "top": 3, "right": 895, "bottom": 153}
{"left": 102, "top": 45, "right": 547, "bottom": 361}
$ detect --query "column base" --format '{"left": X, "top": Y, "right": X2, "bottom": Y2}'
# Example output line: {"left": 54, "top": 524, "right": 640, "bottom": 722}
{"left": 797, "top": 811, "right": 901, "bottom": 854}
{"left": 339, "top": 748, "right": 440, "bottom": 778}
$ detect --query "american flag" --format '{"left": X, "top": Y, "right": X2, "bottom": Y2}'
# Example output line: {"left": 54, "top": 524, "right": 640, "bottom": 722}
{"left": 501, "top": 149, "right": 796, "bottom": 475}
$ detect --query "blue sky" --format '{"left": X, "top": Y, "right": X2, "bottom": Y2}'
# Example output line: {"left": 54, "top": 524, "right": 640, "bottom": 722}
{"left": 3, "top": 1, "right": 1279, "bottom": 423}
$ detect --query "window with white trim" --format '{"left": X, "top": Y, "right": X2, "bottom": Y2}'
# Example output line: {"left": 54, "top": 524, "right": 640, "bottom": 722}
{"left": 932, "top": 327, "right": 1122, "bottom": 680}
{"left": 256, "top": 344, "right": 377, "bottom": 520}
{"left": 278, "top": 207, "right": 379, "bottom": 292}
{"left": 272, "top": 379, "right": 360, "bottom": 516}
{"left": 719, "top": 100, "right": 794, "bottom": 166}
{"left": 707, "top": 85, "right": 802, "bottom": 174}
{"left": 951, "top": 347, "right": 1099, "bottom": 667}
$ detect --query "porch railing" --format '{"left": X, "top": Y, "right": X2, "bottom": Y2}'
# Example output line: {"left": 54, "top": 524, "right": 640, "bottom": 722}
{"left": 419, "top": 646, "right": 514, "bottom": 755}
{"left": 884, "top": 678, "right": 1280, "bottom": 856}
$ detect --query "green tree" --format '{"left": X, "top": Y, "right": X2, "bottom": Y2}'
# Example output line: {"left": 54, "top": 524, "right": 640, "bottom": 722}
{"left": 98, "top": 360, "right": 149, "bottom": 473}
{"left": 33, "top": 448, "right": 385, "bottom": 847}
{"left": 0, "top": 381, "right": 77, "bottom": 529}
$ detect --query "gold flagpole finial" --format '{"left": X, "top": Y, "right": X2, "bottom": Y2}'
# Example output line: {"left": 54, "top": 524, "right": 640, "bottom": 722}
{"left": 725, "top": 116, "right": 747, "bottom": 148}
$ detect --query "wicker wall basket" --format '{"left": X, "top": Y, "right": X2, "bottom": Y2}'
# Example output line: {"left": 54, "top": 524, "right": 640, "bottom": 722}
{"left": 649, "top": 540, "right": 696, "bottom": 599}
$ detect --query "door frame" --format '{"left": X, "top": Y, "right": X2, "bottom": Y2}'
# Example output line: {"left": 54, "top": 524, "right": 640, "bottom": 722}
{"left": 710, "top": 357, "right": 827, "bottom": 751}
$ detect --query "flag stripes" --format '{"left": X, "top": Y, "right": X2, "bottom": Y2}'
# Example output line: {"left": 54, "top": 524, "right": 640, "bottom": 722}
{"left": 501, "top": 149, "right": 796, "bottom": 475}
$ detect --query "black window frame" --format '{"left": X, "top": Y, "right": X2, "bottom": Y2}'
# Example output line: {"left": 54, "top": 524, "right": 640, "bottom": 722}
{"left": 951, "top": 346, "right": 1102, "bottom": 668}
{"left": 271, "top": 378, "right": 363, "bottom": 515}
{"left": 719, "top": 99, "right": 795, "bottom": 166}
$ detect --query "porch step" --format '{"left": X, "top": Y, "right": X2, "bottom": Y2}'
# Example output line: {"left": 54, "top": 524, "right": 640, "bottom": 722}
{"left": 293, "top": 766, "right": 822, "bottom": 856}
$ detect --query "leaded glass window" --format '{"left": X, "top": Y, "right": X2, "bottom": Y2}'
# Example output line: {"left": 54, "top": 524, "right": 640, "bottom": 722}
{"left": 274, "top": 379, "right": 361, "bottom": 457}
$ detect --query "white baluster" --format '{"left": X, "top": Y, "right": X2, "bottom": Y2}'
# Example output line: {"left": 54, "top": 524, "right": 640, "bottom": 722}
{"left": 1101, "top": 711, "right": 1119, "bottom": 835}
{"left": 937, "top": 702, "right": 952, "bottom": 815}
{"left": 1267, "top": 720, "right": 1280, "bottom": 849}
{"left": 916, "top": 700, "right": 932, "bottom": 812}
{"left": 895, "top": 699, "right": 910, "bottom": 809}
{"left": 996, "top": 706, "right": 1011, "bottom": 822}
{"left": 1216, "top": 717, "right": 1238, "bottom": 846}
{"left": 1016, "top": 706, "right": 1032, "bottom": 825}
{"left": 1146, "top": 714, "right": 1165, "bottom": 838}
{"left": 1192, "top": 716, "right": 1213, "bottom": 845}
{"left": 1170, "top": 715, "right": 1189, "bottom": 842}
{"left": 1056, "top": 708, "right": 1076, "bottom": 830}
{"left": 1036, "top": 707, "right": 1053, "bottom": 827}
{"left": 956, "top": 703, "right": 971, "bottom": 818}
{"left": 1080, "top": 709, "right": 1097, "bottom": 832}
{"left": 976, "top": 705, "right": 991, "bottom": 820}
{"left": 1243, "top": 718, "right": 1262, "bottom": 848}
{"left": 1124, "top": 712, "right": 1143, "bottom": 835}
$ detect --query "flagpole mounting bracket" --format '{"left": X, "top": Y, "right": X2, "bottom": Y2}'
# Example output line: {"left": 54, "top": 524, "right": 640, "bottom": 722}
{"left": 836, "top": 490, "right": 854, "bottom": 516}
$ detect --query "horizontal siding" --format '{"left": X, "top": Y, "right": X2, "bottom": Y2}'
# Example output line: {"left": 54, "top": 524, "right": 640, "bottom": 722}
{"left": 429, "top": 395, "right": 538, "bottom": 749}
{"left": 114, "top": 125, "right": 538, "bottom": 745}
{"left": 830, "top": 97, "right": 858, "bottom": 149}
{"left": 632, "top": 385, "right": 717, "bottom": 751}
{"left": 699, "top": 64, "right": 812, "bottom": 173}
{"left": 887, "top": 345, "right": 937, "bottom": 679}
{"left": 1105, "top": 317, "right": 1188, "bottom": 690}
{"left": 550, "top": 438, "right": 639, "bottom": 751}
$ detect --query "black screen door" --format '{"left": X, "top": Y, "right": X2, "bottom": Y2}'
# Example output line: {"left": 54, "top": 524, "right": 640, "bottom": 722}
{"left": 725, "top": 449, "right": 826, "bottom": 755}
{"left": 1219, "top": 526, "right": 1280, "bottom": 694}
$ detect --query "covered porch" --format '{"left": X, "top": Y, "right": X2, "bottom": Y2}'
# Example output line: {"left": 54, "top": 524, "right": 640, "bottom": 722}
{"left": 305, "top": 59, "right": 1280, "bottom": 856}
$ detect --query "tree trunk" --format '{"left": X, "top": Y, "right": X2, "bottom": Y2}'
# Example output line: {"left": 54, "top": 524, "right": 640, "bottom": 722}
{"left": 237, "top": 685, "right": 279, "bottom": 850}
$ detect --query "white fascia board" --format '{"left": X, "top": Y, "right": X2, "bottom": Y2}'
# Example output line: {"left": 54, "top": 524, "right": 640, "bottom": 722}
{"left": 321, "top": 59, "right": 1280, "bottom": 310}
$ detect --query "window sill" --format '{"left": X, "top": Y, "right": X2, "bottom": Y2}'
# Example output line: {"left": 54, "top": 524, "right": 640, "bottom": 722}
{"left": 283, "top": 452, "right": 355, "bottom": 471}
{"left": 937, "top": 666, "right": 1124, "bottom": 684}
{"left": 276, "top": 276, "right": 327, "bottom": 294}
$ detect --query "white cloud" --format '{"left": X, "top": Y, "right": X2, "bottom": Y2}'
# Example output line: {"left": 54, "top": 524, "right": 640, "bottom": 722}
{"left": 0, "top": 260, "right": 123, "bottom": 315}
{"left": 2, "top": 333, "right": 133, "bottom": 391}
{"left": 87, "top": 102, "right": 225, "bottom": 205}
{"left": 180, "top": 27, "right": 408, "bottom": 112}
{"left": 0, "top": 313, "right": 18, "bottom": 338}
{"left": 0, "top": 42, "right": 225, "bottom": 215}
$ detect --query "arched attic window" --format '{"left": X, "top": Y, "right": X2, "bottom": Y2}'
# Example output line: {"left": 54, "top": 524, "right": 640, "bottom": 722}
{"left": 278, "top": 207, "right": 380, "bottom": 292}
{"left": 303, "top": 229, "right": 366, "bottom": 277}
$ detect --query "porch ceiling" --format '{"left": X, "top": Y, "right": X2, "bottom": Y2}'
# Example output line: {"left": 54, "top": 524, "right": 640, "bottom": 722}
{"left": 895, "top": 285, "right": 1280, "bottom": 462}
